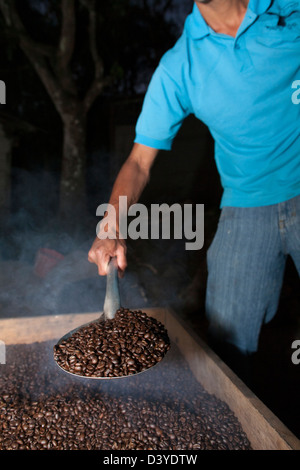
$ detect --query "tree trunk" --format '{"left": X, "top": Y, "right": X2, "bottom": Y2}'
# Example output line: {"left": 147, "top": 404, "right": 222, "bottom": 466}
{"left": 59, "top": 108, "right": 87, "bottom": 219}
{"left": 0, "top": 0, "right": 109, "bottom": 225}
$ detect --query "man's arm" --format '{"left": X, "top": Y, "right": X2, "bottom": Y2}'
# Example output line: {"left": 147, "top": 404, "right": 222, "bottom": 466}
{"left": 88, "top": 143, "right": 159, "bottom": 275}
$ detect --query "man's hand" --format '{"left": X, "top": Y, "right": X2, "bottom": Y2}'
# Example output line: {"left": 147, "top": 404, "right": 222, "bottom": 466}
{"left": 88, "top": 143, "right": 159, "bottom": 277}
{"left": 88, "top": 236, "right": 127, "bottom": 276}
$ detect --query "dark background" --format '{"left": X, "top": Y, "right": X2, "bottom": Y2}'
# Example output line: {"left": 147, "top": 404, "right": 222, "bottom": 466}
{"left": 0, "top": 0, "right": 299, "bottom": 439}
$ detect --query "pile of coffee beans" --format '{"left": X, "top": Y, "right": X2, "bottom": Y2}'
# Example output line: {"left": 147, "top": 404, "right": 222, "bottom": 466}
{"left": 53, "top": 308, "right": 170, "bottom": 378}
{"left": 0, "top": 337, "right": 252, "bottom": 450}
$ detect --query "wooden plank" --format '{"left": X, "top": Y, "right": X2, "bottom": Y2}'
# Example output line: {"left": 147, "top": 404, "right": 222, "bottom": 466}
{"left": 0, "top": 308, "right": 299, "bottom": 450}
{"left": 0, "top": 312, "right": 101, "bottom": 345}
{"left": 0, "top": 309, "right": 165, "bottom": 345}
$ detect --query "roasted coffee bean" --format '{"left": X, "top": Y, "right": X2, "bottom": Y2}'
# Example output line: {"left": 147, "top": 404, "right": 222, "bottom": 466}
{"left": 53, "top": 308, "right": 171, "bottom": 378}
{"left": 0, "top": 340, "right": 252, "bottom": 451}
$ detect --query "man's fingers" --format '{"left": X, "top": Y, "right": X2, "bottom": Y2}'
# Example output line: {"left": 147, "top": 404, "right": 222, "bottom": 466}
{"left": 116, "top": 243, "right": 127, "bottom": 276}
{"left": 88, "top": 239, "right": 127, "bottom": 276}
{"left": 88, "top": 243, "right": 110, "bottom": 275}
{"left": 95, "top": 250, "right": 109, "bottom": 276}
{"left": 88, "top": 247, "right": 96, "bottom": 264}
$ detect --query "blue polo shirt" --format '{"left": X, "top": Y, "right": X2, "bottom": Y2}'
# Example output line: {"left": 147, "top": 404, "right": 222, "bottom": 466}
{"left": 134, "top": 0, "right": 300, "bottom": 207}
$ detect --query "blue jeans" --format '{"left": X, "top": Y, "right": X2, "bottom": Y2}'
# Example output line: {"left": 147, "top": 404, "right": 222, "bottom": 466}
{"left": 205, "top": 195, "right": 300, "bottom": 354}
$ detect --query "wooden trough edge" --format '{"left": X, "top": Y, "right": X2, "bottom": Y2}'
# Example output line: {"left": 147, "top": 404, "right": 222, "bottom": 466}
{"left": 0, "top": 308, "right": 299, "bottom": 451}
{"left": 156, "top": 307, "right": 300, "bottom": 451}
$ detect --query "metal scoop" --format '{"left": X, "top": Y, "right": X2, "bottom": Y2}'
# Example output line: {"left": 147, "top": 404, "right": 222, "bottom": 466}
{"left": 54, "top": 257, "right": 122, "bottom": 378}
{"left": 102, "top": 256, "right": 121, "bottom": 320}
{"left": 54, "top": 257, "right": 169, "bottom": 379}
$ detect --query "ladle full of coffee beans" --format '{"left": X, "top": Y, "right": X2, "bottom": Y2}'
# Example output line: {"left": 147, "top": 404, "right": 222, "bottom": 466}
{"left": 53, "top": 258, "right": 170, "bottom": 378}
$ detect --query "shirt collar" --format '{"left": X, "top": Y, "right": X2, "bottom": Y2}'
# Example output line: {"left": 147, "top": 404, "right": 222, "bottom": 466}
{"left": 248, "top": 0, "right": 272, "bottom": 15}
{"left": 185, "top": 3, "right": 210, "bottom": 40}
{"left": 186, "top": 0, "right": 272, "bottom": 40}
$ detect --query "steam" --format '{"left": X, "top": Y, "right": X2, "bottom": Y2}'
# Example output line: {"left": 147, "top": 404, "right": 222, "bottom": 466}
{"left": 0, "top": 164, "right": 196, "bottom": 321}
{"left": 0, "top": 162, "right": 200, "bottom": 411}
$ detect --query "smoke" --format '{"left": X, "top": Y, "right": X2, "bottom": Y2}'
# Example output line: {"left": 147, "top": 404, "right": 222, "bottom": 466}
{"left": 0, "top": 160, "right": 207, "bottom": 420}
{"left": 0, "top": 151, "right": 201, "bottom": 323}
{"left": 0, "top": 233, "right": 192, "bottom": 319}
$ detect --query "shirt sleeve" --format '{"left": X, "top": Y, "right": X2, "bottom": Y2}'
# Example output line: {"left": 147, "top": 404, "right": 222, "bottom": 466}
{"left": 134, "top": 63, "right": 191, "bottom": 150}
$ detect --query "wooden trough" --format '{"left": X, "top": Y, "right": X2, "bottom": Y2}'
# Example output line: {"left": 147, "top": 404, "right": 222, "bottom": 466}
{"left": 0, "top": 307, "right": 299, "bottom": 451}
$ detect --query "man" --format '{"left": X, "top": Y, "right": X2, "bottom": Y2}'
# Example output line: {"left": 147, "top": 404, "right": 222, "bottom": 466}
{"left": 88, "top": 0, "right": 300, "bottom": 355}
